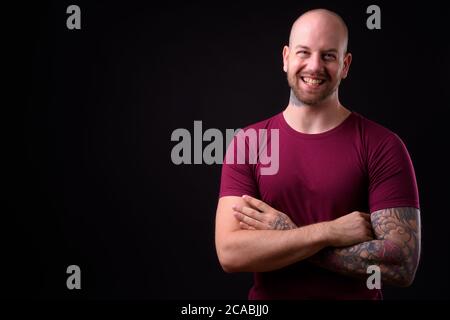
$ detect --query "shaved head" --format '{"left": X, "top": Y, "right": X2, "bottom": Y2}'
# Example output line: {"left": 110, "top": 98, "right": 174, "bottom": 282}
{"left": 282, "top": 9, "right": 352, "bottom": 106}
{"left": 289, "top": 9, "right": 348, "bottom": 53}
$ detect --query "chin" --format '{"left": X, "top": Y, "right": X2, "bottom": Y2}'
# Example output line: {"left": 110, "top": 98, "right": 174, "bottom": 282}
{"left": 299, "top": 99, "right": 324, "bottom": 106}
{"left": 292, "top": 91, "right": 325, "bottom": 106}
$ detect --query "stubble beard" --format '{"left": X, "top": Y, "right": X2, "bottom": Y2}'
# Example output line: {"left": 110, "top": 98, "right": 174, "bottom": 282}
{"left": 288, "top": 72, "right": 339, "bottom": 106}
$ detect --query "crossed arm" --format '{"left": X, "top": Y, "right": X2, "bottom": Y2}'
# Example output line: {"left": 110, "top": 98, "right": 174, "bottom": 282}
{"left": 309, "top": 207, "right": 421, "bottom": 286}
{"left": 228, "top": 195, "right": 421, "bottom": 287}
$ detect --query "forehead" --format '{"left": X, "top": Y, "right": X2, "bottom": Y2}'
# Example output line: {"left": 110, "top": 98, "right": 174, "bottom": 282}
{"left": 290, "top": 14, "right": 346, "bottom": 52}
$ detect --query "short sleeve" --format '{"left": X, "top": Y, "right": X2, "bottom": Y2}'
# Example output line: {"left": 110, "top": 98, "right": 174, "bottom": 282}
{"left": 368, "top": 134, "right": 420, "bottom": 213}
{"left": 218, "top": 133, "right": 259, "bottom": 198}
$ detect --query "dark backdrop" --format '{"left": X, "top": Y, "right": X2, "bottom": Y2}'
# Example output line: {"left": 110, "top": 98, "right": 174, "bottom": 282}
{"left": 5, "top": 0, "right": 449, "bottom": 299}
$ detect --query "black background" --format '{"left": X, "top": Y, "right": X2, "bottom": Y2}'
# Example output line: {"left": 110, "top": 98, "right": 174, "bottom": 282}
{"left": 5, "top": 0, "right": 450, "bottom": 300}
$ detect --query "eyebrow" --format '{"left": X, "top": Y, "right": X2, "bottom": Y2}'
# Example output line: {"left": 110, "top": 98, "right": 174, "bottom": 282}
{"left": 294, "top": 45, "right": 338, "bottom": 53}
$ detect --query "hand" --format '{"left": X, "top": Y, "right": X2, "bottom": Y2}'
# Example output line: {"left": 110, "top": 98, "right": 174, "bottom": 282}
{"left": 232, "top": 195, "right": 297, "bottom": 230}
{"left": 325, "top": 211, "right": 374, "bottom": 247}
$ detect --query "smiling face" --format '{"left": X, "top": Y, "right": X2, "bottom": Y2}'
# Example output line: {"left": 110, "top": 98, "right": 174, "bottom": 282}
{"left": 283, "top": 10, "right": 352, "bottom": 106}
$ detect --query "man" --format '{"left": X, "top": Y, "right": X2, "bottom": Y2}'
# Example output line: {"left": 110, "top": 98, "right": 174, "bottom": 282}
{"left": 214, "top": 9, "right": 421, "bottom": 299}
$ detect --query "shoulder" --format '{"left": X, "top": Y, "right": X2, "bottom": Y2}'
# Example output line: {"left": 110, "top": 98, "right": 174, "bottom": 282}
{"left": 224, "top": 112, "right": 281, "bottom": 156}
{"left": 239, "top": 112, "right": 281, "bottom": 132}
{"left": 352, "top": 112, "right": 405, "bottom": 150}
{"left": 353, "top": 112, "right": 398, "bottom": 140}
{"left": 352, "top": 112, "right": 412, "bottom": 168}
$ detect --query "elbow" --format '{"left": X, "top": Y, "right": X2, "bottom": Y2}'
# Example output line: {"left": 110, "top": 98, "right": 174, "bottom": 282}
{"left": 389, "top": 265, "right": 418, "bottom": 287}
{"left": 219, "top": 260, "right": 239, "bottom": 273}
{"left": 383, "top": 240, "right": 420, "bottom": 287}
{"left": 399, "top": 268, "right": 417, "bottom": 287}
{"left": 217, "top": 249, "right": 242, "bottom": 273}
{"left": 394, "top": 274, "right": 415, "bottom": 287}
{"left": 216, "top": 242, "right": 246, "bottom": 273}
{"left": 216, "top": 247, "right": 232, "bottom": 273}
{"left": 397, "top": 255, "right": 420, "bottom": 287}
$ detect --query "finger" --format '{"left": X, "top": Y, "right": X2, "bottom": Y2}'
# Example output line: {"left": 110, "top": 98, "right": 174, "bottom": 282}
{"left": 365, "top": 220, "right": 375, "bottom": 233}
{"left": 242, "top": 195, "right": 269, "bottom": 212}
{"left": 366, "top": 232, "right": 374, "bottom": 241}
{"left": 232, "top": 205, "right": 264, "bottom": 222}
{"left": 233, "top": 211, "right": 267, "bottom": 229}
{"left": 232, "top": 211, "right": 251, "bottom": 223}
{"left": 239, "top": 222, "right": 256, "bottom": 230}
{"left": 364, "top": 224, "right": 375, "bottom": 239}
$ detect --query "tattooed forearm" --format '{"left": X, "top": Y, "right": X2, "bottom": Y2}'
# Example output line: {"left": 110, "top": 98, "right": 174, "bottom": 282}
{"left": 269, "top": 215, "right": 297, "bottom": 230}
{"left": 314, "top": 239, "right": 410, "bottom": 286}
{"left": 312, "top": 207, "right": 421, "bottom": 287}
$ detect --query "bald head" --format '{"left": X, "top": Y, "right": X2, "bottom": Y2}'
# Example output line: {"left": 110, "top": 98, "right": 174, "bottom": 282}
{"left": 289, "top": 9, "right": 348, "bottom": 54}
{"left": 282, "top": 9, "right": 353, "bottom": 107}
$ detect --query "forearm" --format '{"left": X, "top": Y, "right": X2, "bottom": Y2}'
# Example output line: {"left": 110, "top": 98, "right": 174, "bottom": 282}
{"left": 313, "top": 207, "right": 421, "bottom": 287}
{"left": 312, "top": 237, "right": 418, "bottom": 286}
{"left": 227, "top": 197, "right": 374, "bottom": 273}
{"left": 228, "top": 195, "right": 421, "bottom": 285}
{"left": 219, "top": 222, "right": 329, "bottom": 272}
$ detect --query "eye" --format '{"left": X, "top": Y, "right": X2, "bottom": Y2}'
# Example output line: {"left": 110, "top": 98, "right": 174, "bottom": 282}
{"left": 323, "top": 53, "right": 336, "bottom": 61}
{"left": 297, "top": 50, "right": 309, "bottom": 58}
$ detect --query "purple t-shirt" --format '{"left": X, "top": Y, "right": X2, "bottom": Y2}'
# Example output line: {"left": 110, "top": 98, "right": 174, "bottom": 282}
{"left": 219, "top": 111, "right": 420, "bottom": 300}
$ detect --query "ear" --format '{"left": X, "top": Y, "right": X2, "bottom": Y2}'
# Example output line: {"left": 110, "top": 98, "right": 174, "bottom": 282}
{"left": 282, "top": 45, "right": 290, "bottom": 73}
{"left": 341, "top": 52, "right": 352, "bottom": 79}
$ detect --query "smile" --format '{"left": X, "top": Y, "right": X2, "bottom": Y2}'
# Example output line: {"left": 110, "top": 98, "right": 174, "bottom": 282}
{"left": 301, "top": 76, "right": 325, "bottom": 87}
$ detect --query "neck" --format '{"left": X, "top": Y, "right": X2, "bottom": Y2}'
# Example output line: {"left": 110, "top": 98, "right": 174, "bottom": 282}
{"left": 283, "top": 90, "right": 351, "bottom": 134}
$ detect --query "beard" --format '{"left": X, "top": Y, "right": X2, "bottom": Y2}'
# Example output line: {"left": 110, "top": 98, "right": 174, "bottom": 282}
{"left": 287, "top": 71, "right": 339, "bottom": 106}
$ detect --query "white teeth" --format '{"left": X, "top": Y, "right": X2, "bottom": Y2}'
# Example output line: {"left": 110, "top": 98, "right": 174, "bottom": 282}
{"left": 302, "top": 77, "right": 324, "bottom": 85}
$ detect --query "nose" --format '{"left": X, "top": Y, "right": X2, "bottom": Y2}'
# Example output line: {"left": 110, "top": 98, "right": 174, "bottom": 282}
{"left": 307, "top": 53, "right": 324, "bottom": 73}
